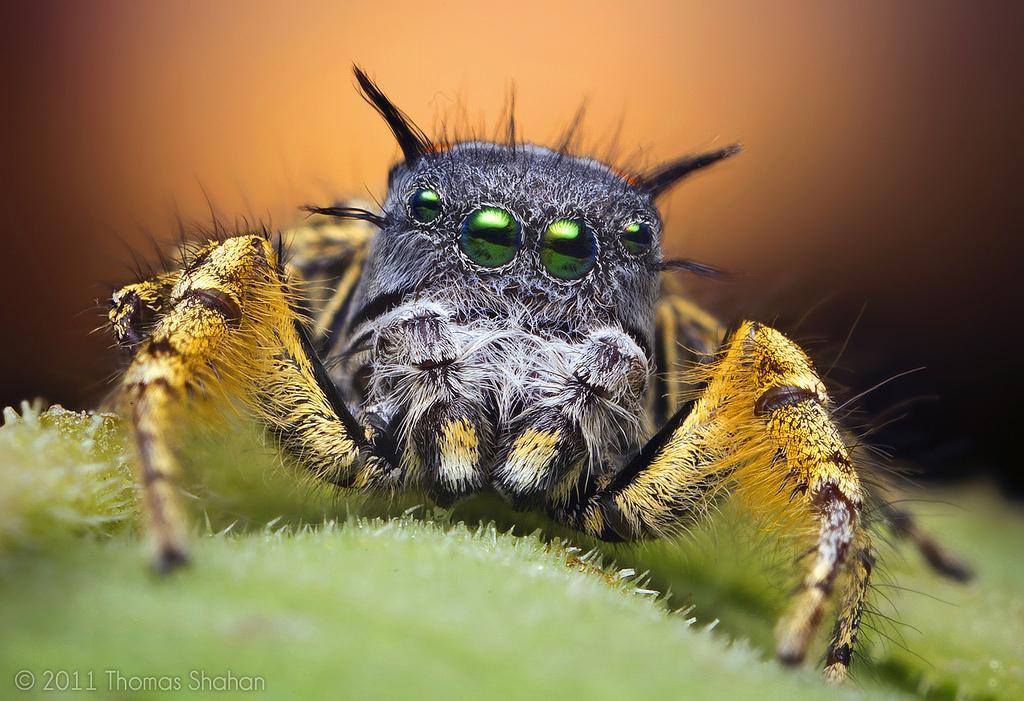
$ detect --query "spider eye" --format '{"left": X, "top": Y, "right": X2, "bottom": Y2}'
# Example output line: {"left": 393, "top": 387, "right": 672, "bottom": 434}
{"left": 460, "top": 206, "right": 521, "bottom": 268}
{"left": 409, "top": 188, "right": 441, "bottom": 222}
{"left": 621, "top": 222, "right": 653, "bottom": 255}
{"left": 541, "top": 219, "right": 597, "bottom": 280}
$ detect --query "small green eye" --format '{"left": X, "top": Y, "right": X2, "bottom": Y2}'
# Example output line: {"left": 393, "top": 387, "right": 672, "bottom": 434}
{"left": 541, "top": 218, "right": 597, "bottom": 280}
{"left": 409, "top": 188, "right": 441, "bottom": 222}
{"left": 621, "top": 222, "right": 653, "bottom": 255}
{"left": 460, "top": 206, "right": 521, "bottom": 267}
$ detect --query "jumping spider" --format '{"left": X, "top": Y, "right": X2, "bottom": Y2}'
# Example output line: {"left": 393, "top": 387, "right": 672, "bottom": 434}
{"left": 108, "top": 67, "right": 970, "bottom": 682}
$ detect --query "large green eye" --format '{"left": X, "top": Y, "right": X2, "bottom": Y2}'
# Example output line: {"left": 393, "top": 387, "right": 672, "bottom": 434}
{"left": 460, "top": 206, "right": 521, "bottom": 267}
{"left": 621, "top": 222, "right": 653, "bottom": 255}
{"left": 541, "top": 218, "right": 597, "bottom": 280}
{"left": 409, "top": 188, "right": 441, "bottom": 222}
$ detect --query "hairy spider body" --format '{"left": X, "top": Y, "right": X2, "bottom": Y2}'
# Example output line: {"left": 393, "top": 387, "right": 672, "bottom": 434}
{"left": 107, "top": 67, "right": 970, "bottom": 683}
{"left": 329, "top": 141, "right": 659, "bottom": 508}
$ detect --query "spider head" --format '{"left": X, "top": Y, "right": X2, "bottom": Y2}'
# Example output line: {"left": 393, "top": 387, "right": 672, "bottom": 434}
{"left": 319, "top": 67, "right": 738, "bottom": 345}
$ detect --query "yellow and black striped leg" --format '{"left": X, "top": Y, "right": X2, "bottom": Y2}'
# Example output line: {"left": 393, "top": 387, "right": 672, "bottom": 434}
{"left": 656, "top": 296, "right": 973, "bottom": 561}
{"left": 823, "top": 533, "right": 876, "bottom": 682}
{"left": 557, "top": 321, "right": 872, "bottom": 681}
{"left": 110, "top": 234, "right": 389, "bottom": 572}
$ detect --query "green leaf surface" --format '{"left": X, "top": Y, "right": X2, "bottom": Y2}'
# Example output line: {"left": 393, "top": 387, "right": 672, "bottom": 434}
{"left": 0, "top": 405, "right": 1020, "bottom": 700}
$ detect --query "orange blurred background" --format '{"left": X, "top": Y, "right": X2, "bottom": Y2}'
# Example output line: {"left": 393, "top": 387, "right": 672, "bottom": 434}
{"left": 1, "top": 2, "right": 1021, "bottom": 486}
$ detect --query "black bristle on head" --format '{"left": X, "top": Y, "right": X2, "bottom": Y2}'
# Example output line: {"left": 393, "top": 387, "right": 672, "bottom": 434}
{"left": 505, "top": 85, "right": 517, "bottom": 147}
{"left": 303, "top": 204, "right": 388, "bottom": 228}
{"left": 555, "top": 100, "right": 589, "bottom": 155}
{"left": 639, "top": 144, "right": 742, "bottom": 198}
{"left": 353, "top": 65, "right": 433, "bottom": 163}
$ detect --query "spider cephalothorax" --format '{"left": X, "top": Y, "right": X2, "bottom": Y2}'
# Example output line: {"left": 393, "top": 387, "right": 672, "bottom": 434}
{"left": 107, "top": 65, "right": 970, "bottom": 683}
{"left": 303, "top": 70, "right": 739, "bottom": 509}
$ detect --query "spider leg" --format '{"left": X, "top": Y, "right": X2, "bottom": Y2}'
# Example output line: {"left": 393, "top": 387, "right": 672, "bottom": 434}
{"left": 109, "top": 271, "right": 180, "bottom": 350}
{"left": 279, "top": 208, "right": 375, "bottom": 353}
{"left": 110, "top": 234, "right": 395, "bottom": 572}
{"left": 654, "top": 292, "right": 974, "bottom": 563}
{"left": 872, "top": 493, "right": 973, "bottom": 581}
{"left": 822, "top": 531, "right": 876, "bottom": 682}
{"left": 651, "top": 287, "right": 725, "bottom": 422}
{"left": 552, "top": 321, "right": 872, "bottom": 681}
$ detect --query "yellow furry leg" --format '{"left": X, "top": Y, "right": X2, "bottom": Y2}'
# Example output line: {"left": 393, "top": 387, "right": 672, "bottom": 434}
{"left": 113, "top": 235, "right": 368, "bottom": 572}
{"left": 567, "top": 321, "right": 871, "bottom": 680}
